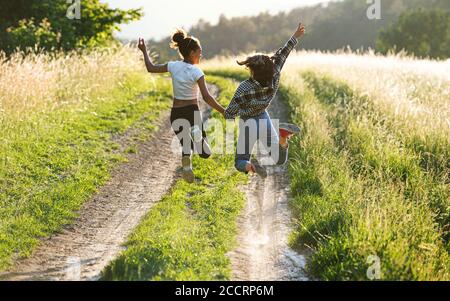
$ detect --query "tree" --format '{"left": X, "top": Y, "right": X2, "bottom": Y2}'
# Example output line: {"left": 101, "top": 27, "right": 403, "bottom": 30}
{"left": 0, "top": 0, "right": 142, "bottom": 54}
{"left": 376, "top": 9, "right": 450, "bottom": 59}
{"left": 145, "top": 0, "right": 449, "bottom": 61}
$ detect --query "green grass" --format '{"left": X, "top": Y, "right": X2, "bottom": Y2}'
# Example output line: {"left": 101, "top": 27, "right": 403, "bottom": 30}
{"left": 302, "top": 72, "right": 449, "bottom": 240}
{"left": 101, "top": 75, "right": 248, "bottom": 281}
{"left": 197, "top": 68, "right": 449, "bottom": 280}
{"left": 302, "top": 71, "right": 449, "bottom": 180}
{"left": 204, "top": 69, "right": 249, "bottom": 82}
{"left": 5, "top": 58, "right": 446, "bottom": 280}
{"left": 283, "top": 73, "right": 449, "bottom": 280}
{"left": 0, "top": 72, "right": 172, "bottom": 270}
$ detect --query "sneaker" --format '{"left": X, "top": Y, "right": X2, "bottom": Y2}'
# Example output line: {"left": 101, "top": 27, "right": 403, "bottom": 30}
{"left": 181, "top": 156, "right": 195, "bottom": 183}
{"left": 279, "top": 123, "right": 301, "bottom": 138}
{"left": 250, "top": 158, "right": 268, "bottom": 179}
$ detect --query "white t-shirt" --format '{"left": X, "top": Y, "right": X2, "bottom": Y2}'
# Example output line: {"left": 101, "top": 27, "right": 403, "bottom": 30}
{"left": 167, "top": 61, "right": 205, "bottom": 100}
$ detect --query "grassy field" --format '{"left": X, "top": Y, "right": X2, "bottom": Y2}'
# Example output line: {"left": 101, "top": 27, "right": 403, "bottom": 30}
{"left": 203, "top": 51, "right": 449, "bottom": 280}
{"left": 283, "top": 51, "right": 449, "bottom": 179}
{"left": 283, "top": 73, "right": 448, "bottom": 280}
{"left": 1, "top": 46, "right": 448, "bottom": 280}
{"left": 101, "top": 76, "right": 248, "bottom": 280}
{"left": 0, "top": 48, "right": 172, "bottom": 269}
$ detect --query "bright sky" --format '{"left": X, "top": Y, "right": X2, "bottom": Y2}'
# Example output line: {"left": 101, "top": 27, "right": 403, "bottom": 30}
{"left": 103, "top": 0, "right": 331, "bottom": 40}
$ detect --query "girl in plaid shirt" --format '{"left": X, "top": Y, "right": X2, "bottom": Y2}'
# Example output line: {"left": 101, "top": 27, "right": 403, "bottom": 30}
{"left": 225, "top": 23, "right": 306, "bottom": 177}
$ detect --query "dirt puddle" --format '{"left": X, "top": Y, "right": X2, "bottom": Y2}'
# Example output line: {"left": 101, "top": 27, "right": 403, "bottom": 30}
{"left": 228, "top": 93, "right": 309, "bottom": 281}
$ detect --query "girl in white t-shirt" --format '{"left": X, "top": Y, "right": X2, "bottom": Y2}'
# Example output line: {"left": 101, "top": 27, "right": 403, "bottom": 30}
{"left": 138, "top": 29, "right": 225, "bottom": 183}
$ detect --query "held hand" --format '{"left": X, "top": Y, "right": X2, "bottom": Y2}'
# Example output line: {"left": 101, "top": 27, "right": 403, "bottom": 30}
{"left": 245, "top": 163, "right": 256, "bottom": 174}
{"left": 293, "top": 23, "right": 306, "bottom": 39}
{"left": 138, "top": 38, "right": 147, "bottom": 52}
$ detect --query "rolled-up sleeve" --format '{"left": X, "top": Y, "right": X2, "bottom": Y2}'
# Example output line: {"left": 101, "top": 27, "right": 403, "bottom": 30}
{"left": 225, "top": 82, "right": 250, "bottom": 119}
{"left": 224, "top": 96, "right": 240, "bottom": 119}
{"left": 272, "top": 36, "right": 298, "bottom": 73}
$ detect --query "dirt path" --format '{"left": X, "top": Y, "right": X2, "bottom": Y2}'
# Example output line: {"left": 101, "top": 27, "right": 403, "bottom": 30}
{"left": 228, "top": 93, "right": 309, "bottom": 281}
{"left": 0, "top": 86, "right": 217, "bottom": 281}
{"left": 0, "top": 83, "right": 306, "bottom": 281}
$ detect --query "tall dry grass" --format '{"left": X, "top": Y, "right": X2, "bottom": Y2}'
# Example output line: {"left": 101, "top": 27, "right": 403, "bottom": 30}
{"left": 0, "top": 46, "right": 145, "bottom": 122}
{"left": 284, "top": 51, "right": 450, "bottom": 146}
{"left": 204, "top": 51, "right": 450, "bottom": 134}
{"left": 0, "top": 46, "right": 173, "bottom": 269}
{"left": 204, "top": 50, "right": 450, "bottom": 174}
{"left": 203, "top": 51, "right": 449, "bottom": 280}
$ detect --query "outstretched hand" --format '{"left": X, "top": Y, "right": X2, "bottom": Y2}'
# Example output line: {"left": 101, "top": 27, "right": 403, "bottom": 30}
{"left": 138, "top": 38, "right": 147, "bottom": 52}
{"left": 293, "top": 23, "right": 306, "bottom": 39}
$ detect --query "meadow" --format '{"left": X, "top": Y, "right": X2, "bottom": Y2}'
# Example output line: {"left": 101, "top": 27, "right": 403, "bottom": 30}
{"left": 0, "top": 46, "right": 448, "bottom": 280}
{"left": 102, "top": 76, "right": 248, "bottom": 280}
{"left": 0, "top": 47, "right": 173, "bottom": 269}
{"left": 204, "top": 51, "right": 449, "bottom": 280}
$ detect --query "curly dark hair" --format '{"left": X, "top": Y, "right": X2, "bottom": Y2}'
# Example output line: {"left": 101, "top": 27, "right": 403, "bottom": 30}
{"left": 237, "top": 54, "right": 275, "bottom": 88}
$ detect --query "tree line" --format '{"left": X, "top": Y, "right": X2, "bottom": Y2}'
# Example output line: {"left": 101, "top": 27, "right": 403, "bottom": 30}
{"left": 0, "top": 0, "right": 448, "bottom": 60}
{"left": 147, "top": 0, "right": 449, "bottom": 61}
{"left": 0, "top": 0, "right": 141, "bottom": 55}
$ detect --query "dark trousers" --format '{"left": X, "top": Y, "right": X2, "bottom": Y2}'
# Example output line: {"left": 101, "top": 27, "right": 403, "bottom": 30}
{"left": 170, "top": 104, "right": 211, "bottom": 158}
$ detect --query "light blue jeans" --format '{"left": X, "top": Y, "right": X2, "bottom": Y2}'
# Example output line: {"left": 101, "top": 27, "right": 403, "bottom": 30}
{"left": 235, "top": 110, "right": 288, "bottom": 173}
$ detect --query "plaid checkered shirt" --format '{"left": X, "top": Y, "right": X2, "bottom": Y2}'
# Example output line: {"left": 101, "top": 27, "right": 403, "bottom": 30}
{"left": 224, "top": 36, "right": 298, "bottom": 119}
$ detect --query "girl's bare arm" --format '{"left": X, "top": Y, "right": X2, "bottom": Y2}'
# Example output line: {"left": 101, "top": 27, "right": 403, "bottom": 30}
{"left": 138, "top": 38, "right": 168, "bottom": 73}
{"left": 198, "top": 76, "right": 225, "bottom": 116}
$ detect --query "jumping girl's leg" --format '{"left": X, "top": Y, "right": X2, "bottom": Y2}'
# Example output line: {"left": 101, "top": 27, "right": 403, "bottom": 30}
{"left": 170, "top": 105, "right": 196, "bottom": 183}
{"left": 170, "top": 106, "right": 194, "bottom": 157}
{"left": 278, "top": 123, "right": 301, "bottom": 161}
{"left": 192, "top": 109, "right": 211, "bottom": 159}
{"left": 235, "top": 117, "right": 259, "bottom": 174}
{"left": 260, "top": 111, "right": 288, "bottom": 166}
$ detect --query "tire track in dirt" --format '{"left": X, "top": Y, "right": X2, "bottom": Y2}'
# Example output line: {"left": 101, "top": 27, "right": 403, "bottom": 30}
{"left": 227, "top": 93, "right": 309, "bottom": 281}
{"left": 0, "top": 85, "right": 218, "bottom": 281}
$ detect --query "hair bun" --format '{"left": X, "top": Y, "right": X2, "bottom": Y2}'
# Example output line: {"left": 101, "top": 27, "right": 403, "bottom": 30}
{"left": 171, "top": 29, "right": 187, "bottom": 48}
{"left": 169, "top": 29, "right": 201, "bottom": 59}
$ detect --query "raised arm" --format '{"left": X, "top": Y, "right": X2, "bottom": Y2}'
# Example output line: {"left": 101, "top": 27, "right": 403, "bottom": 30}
{"left": 138, "top": 38, "right": 168, "bottom": 73}
{"left": 198, "top": 76, "right": 225, "bottom": 116}
{"left": 272, "top": 23, "right": 305, "bottom": 72}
